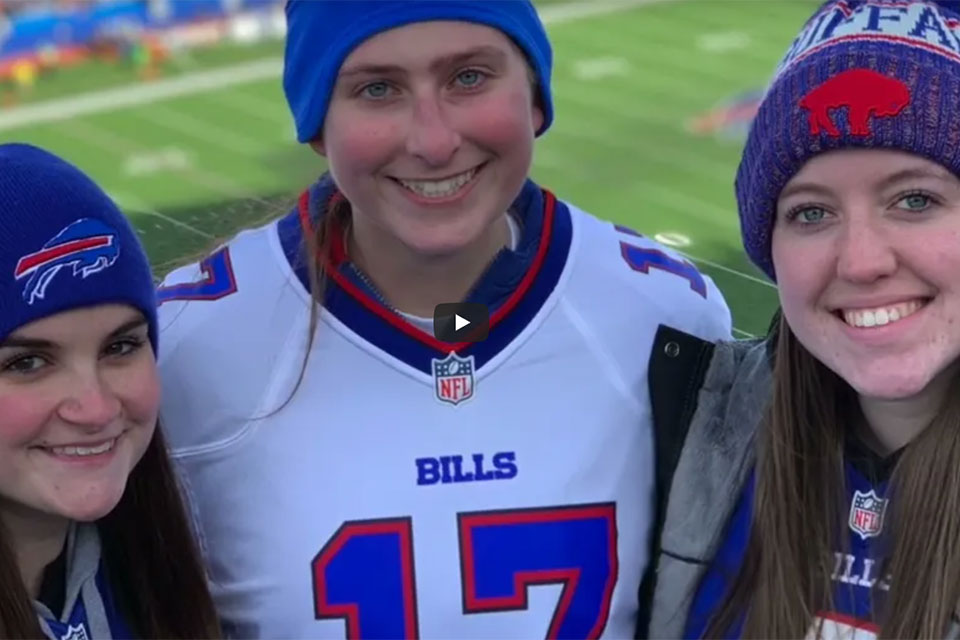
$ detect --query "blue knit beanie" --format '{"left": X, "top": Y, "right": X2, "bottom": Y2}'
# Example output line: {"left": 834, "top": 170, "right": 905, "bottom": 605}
{"left": 0, "top": 144, "right": 157, "bottom": 351}
{"left": 283, "top": 0, "right": 553, "bottom": 143}
{"left": 737, "top": 0, "right": 960, "bottom": 281}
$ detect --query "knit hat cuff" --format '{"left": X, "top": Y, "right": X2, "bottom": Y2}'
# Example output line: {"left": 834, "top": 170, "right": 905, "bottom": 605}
{"left": 284, "top": 1, "right": 553, "bottom": 143}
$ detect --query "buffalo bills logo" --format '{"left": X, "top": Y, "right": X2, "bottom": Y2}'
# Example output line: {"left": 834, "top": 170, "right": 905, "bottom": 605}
{"left": 799, "top": 69, "right": 910, "bottom": 138}
{"left": 14, "top": 218, "right": 120, "bottom": 305}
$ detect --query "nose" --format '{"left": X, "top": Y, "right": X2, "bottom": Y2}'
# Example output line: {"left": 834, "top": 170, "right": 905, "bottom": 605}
{"left": 835, "top": 215, "right": 897, "bottom": 284}
{"left": 405, "top": 92, "right": 461, "bottom": 167}
{"left": 57, "top": 368, "right": 122, "bottom": 428}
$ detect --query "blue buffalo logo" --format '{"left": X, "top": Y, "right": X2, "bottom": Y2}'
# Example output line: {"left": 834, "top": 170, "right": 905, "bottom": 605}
{"left": 14, "top": 218, "right": 120, "bottom": 305}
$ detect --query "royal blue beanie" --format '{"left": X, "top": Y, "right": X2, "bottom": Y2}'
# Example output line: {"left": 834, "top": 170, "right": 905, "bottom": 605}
{"left": 283, "top": 0, "right": 553, "bottom": 143}
{"left": 737, "top": 0, "right": 960, "bottom": 280}
{"left": 0, "top": 144, "right": 157, "bottom": 351}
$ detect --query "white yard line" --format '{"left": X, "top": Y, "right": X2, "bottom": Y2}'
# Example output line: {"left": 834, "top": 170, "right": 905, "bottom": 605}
{"left": 136, "top": 103, "right": 266, "bottom": 157}
{"left": 113, "top": 191, "right": 215, "bottom": 239}
{"left": 0, "top": 0, "right": 675, "bottom": 132}
{"left": 732, "top": 327, "right": 756, "bottom": 338}
{"left": 683, "top": 251, "right": 776, "bottom": 290}
{"left": 56, "top": 118, "right": 272, "bottom": 204}
{"left": 0, "top": 58, "right": 283, "bottom": 132}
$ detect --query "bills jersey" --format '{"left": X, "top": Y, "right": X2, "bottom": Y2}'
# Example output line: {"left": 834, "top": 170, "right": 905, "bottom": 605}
{"left": 684, "top": 443, "right": 897, "bottom": 640}
{"left": 157, "top": 178, "right": 731, "bottom": 638}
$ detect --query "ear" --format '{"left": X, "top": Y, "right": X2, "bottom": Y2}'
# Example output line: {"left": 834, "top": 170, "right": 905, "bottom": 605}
{"left": 309, "top": 138, "right": 327, "bottom": 157}
{"left": 531, "top": 101, "right": 544, "bottom": 134}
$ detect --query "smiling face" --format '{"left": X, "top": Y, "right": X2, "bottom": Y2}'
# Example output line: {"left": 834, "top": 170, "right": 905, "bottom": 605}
{"left": 0, "top": 304, "right": 158, "bottom": 525}
{"left": 314, "top": 20, "right": 543, "bottom": 259}
{"left": 773, "top": 149, "right": 960, "bottom": 402}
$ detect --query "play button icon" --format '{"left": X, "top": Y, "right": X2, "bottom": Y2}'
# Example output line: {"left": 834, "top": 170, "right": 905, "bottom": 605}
{"left": 434, "top": 303, "right": 489, "bottom": 342}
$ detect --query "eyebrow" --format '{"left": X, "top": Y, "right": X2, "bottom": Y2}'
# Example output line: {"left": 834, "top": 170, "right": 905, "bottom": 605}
{"left": 873, "top": 166, "right": 956, "bottom": 190}
{"left": 779, "top": 166, "right": 956, "bottom": 202}
{"left": 338, "top": 46, "right": 508, "bottom": 80}
{"left": 0, "top": 316, "right": 147, "bottom": 350}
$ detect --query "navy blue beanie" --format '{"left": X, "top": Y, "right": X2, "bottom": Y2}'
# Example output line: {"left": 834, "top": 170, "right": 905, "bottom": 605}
{"left": 0, "top": 144, "right": 157, "bottom": 351}
{"left": 283, "top": 0, "right": 553, "bottom": 143}
{"left": 737, "top": 0, "right": 960, "bottom": 280}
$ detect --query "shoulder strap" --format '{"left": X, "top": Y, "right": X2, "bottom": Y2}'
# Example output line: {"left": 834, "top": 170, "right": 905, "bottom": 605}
{"left": 636, "top": 324, "right": 716, "bottom": 638}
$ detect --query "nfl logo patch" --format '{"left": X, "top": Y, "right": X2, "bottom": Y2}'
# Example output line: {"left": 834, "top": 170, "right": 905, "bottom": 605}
{"left": 60, "top": 623, "right": 89, "bottom": 640}
{"left": 848, "top": 489, "right": 887, "bottom": 540}
{"left": 432, "top": 353, "right": 474, "bottom": 406}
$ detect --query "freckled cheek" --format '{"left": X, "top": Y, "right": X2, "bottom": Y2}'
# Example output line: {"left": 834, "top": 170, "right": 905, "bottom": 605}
{"left": 773, "top": 257, "right": 830, "bottom": 333}
{"left": 0, "top": 390, "right": 56, "bottom": 446}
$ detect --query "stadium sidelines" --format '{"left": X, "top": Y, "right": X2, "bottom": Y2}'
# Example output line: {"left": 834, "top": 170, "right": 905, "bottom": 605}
{"left": 0, "top": 0, "right": 674, "bottom": 133}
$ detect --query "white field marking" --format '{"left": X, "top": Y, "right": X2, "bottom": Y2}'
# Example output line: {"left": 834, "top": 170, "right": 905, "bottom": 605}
{"left": 211, "top": 85, "right": 290, "bottom": 125}
{"left": 547, "top": 125, "right": 735, "bottom": 199}
{"left": 0, "top": 58, "right": 283, "bottom": 132}
{"left": 654, "top": 232, "right": 691, "bottom": 248}
{"left": 136, "top": 102, "right": 266, "bottom": 157}
{"left": 57, "top": 118, "right": 273, "bottom": 204}
{"left": 0, "top": 0, "right": 676, "bottom": 132}
{"left": 682, "top": 251, "right": 776, "bottom": 290}
{"left": 112, "top": 191, "right": 214, "bottom": 239}
{"left": 123, "top": 146, "right": 191, "bottom": 177}
{"left": 572, "top": 57, "right": 632, "bottom": 81}
{"left": 696, "top": 31, "right": 752, "bottom": 54}
{"left": 554, "top": 89, "right": 738, "bottom": 182}
{"left": 733, "top": 327, "right": 756, "bottom": 338}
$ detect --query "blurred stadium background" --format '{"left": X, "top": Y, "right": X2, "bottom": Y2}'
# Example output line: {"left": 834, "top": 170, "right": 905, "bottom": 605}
{"left": 0, "top": 0, "right": 818, "bottom": 337}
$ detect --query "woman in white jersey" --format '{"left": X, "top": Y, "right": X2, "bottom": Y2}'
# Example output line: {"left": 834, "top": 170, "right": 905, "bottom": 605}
{"left": 156, "top": 1, "right": 732, "bottom": 637}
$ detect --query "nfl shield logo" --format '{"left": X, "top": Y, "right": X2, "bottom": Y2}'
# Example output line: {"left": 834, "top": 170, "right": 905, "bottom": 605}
{"left": 432, "top": 353, "right": 475, "bottom": 405}
{"left": 848, "top": 489, "right": 887, "bottom": 539}
{"left": 60, "top": 624, "right": 89, "bottom": 640}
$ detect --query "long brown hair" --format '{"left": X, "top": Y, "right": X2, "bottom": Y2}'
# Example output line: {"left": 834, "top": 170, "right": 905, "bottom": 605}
{"left": 706, "top": 314, "right": 960, "bottom": 639}
{"left": 0, "top": 424, "right": 221, "bottom": 639}
{"left": 274, "top": 188, "right": 350, "bottom": 409}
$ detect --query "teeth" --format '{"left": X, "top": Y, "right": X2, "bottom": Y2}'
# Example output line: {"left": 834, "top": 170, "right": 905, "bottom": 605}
{"left": 50, "top": 438, "right": 116, "bottom": 457}
{"left": 842, "top": 300, "right": 924, "bottom": 328}
{"left": 397, "top": 167, "right": 477, "bottom": 198}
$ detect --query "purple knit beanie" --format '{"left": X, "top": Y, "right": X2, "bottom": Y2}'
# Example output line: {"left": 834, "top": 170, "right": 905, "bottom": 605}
{"left": 736, "top": 0, "right": 960, "bottom": 280}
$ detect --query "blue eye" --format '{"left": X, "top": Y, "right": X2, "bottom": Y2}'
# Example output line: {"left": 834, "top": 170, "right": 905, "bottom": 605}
{"left": 360, "top": 82, "right": 391, "bottom": 99}
{"left": 788, "top": 206, "right": 828, "bottom": 224}
{"left": 454, "top": 69, "right": 486, "bottom": 89}
{"left": 896, "top": 192, "right": 934, "bottom": 212}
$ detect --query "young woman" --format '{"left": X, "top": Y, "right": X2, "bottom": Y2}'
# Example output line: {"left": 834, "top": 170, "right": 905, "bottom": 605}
{"left": 0, "top": 143, "right": 220, "bottom": 639}
{"left": 640, "top": 1, "right": 960, "bottom": 638}
{"left": 155, "top": 1, "right": 732, "bottom": 637}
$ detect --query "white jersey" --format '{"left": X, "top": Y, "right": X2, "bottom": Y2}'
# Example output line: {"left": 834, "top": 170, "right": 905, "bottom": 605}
{"left": 157, "top": 180, "right": 731, "bottom": 639}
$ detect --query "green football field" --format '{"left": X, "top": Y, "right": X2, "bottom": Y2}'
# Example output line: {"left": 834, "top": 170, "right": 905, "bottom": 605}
{"left": 0, "top": 0, "right": 819, "bottom": 337}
